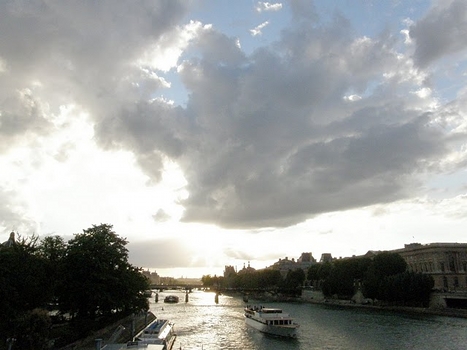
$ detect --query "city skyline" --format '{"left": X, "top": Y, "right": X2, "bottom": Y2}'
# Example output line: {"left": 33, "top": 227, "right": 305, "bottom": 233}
{"left": 1, "top": 1, "right": 467, "bottom": 278}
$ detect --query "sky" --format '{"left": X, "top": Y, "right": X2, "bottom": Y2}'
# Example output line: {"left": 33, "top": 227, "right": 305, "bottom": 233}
{"left": 1, "top": 0, "right": 467, "bottom": 278}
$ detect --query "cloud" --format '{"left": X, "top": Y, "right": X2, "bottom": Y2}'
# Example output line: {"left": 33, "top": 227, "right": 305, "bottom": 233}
{"left": 256, "top": 2, "right": 283, "bottom": 13}
{"left": 250, "top": 21, "right": 270, "bottom": 36}
{"left": 171, "top": 15, "right": 454, "bottom": 228}
{"left": 0, "top": 0, "right": 190, "bottom": 229}
{"left": 0, "top": 88, "right": 53, "bottom": 154}
{"left": 0, "top": 0, "right": 190, "bottom": 135}
{"left": 410, "top": 0, "right": 467, "bottom": 68}
{"left": 128, "top": 238, "right": 193, "bottom": 268}
{"left": 153, "top": 209, "right": 171, "bottom": 222}
{"left": 0, "top": 187, "right": 33, "bottom": 233}
{"left": 1, "top": 1, "right": 466, "bottom": 234}
{"left": 344, "top": 94, "right": 362, "bottom": 102}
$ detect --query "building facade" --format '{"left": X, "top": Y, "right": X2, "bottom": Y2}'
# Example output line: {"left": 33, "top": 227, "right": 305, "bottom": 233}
{"left": 392, "top": 243, "right": 467, "bottom": 292}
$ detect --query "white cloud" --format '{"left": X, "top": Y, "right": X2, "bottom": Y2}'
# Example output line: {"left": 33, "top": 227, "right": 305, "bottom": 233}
{"left": 250, "top": 21, "right": 270, "bottom": 36}
{"left": 344, "top": 94, "right": 362, "bottom": 102}
{"left": 256, "top": 2, "right": 283, "bottom": 13}
{"left": 137, "top": 20, "right": 205, "bottom": 72}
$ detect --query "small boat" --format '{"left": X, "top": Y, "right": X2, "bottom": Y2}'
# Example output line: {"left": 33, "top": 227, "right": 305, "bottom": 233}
{"left": 133, "top": 317, "right": 176, "bottom": 350}
{"left": 101, "top": 313, "right": 176, "bottom": 350}
{"left": 244, "top": 305, "right": 299, "bottom": 338}
{"left": 104, "top": 342, "right": 165, "bottom": 349}
{"left": 163, "top": 295, "right": 179, "bottom": 303}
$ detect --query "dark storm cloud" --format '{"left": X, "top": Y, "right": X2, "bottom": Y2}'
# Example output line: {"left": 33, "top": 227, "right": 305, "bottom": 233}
{"left": 0, "top": 0, "right": 189, "bottom": 147}
{"left": 93, "top": 1, "right": 460, "bottom": 229}
{"left": 170, "top": 12, "right": 452, "bottom": 228}
{"left": 410, "top": 0, "right": 467, "bottom": 68}
{"left": 0, "top": 0, "right": 189, "bottom": 231}
{"left": 1, "top": 1, "right": 465, "bottom": 232}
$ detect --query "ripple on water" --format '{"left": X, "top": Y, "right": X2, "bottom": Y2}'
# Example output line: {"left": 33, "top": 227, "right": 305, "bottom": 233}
{"left": 149, "top": 292, "right": 467, "bottom": 350}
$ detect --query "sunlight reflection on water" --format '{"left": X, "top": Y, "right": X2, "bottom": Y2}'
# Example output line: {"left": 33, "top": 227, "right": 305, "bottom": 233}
{"left": 149, "top": 290, "right": 467, "bottom": 350}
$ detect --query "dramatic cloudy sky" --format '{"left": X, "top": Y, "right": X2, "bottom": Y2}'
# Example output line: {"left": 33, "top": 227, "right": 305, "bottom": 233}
{"left": 1, "top": 0, "right": 467, "bottom": 277}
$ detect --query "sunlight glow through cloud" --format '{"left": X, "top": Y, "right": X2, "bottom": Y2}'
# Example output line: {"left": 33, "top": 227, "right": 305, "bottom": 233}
{"left": 1, "top": 0, "right": 467, "bottom": 278}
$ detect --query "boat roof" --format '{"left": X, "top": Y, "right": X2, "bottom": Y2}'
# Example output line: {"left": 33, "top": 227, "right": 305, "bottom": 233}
{"left": 142, "top": 319, "right": 170, "bottom": 335}
{"left": 103, "top": 343, "right": 165, "bottom": 350}
{"left": 260, "top": 308, "right": 283, "bottom": 313}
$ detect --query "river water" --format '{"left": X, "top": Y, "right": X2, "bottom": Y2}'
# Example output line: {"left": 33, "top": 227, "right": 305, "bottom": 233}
{"left": 148, "top": 290, "right": 467, "bottom": 350}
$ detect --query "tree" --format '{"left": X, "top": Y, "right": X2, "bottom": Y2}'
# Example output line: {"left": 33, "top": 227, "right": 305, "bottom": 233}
{"left": 372, "top": 252, "right": 407, "bottom": 277}
{"left": 37, "top": 235, "right": 67, "bottom": 303}
{"left": 0, "top": 236, "right": 51, "bottom": 348}
{"left": 363, "top": 252, "right": 408, "bottom": 301}
{"left": 322, "top": 260, "right": 357, "bottom": 298}
{"left": 14, "top": 308, "right": 52, "bottom": 350}
{"left": 283, "top": 268, "right": 306, "bottom": 289}
{"left": 258, "top": 269, "right": 282, "bottom": 289}
{"left": 38, "top": 235, "right": 66, "bottom": 262}
{"left": 382, "top": 271, "right": 434, "bottom": 306}
{"left": 59, "top": 224, "right": 149, "bottom": 320}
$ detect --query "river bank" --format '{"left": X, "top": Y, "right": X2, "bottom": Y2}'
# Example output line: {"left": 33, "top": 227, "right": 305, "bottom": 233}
{"left": 305, "top": 294, "right": 467, "bottom": 319}
{"left": 59, "top": 311, "right": 156, "bottom": 350}
{"left": 232, "top": 289, "right": 467, "bottom": 319}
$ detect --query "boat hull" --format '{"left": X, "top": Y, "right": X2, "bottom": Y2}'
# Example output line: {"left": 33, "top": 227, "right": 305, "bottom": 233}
{"left": 134, "top": 316, "right": 176, "bottom": 350}
{"left": 164, "top": 295, "right": 179, "bottom": 303}
{"left": 245, "top": 315, "right": 298, "bottom": 338}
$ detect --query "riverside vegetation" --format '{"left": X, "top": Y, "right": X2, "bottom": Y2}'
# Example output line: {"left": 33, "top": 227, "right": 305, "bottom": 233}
{"left": 0, "top": 224, "right": 150, "bottom": 350}
{"left": 202, "top": 252, "right": 434, "bottom": 307}
{"left": 1, "top": 224, "right": 435, "bottom": 349}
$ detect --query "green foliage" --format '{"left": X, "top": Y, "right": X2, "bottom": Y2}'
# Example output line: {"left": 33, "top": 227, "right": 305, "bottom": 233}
{"left": 307, "top": 264, "right": 320, "bottom": 282}
{"left": 317, "top": 262, "right": 332, "bottom": 281}
{"left": 283, "top": 268, "right": 306, "bottom": 289}
{"left": 316, "top": 253, "right": 432, "bottom": 306}
{"left": 14, "top": 308, "right": 52, "bottom": 350}
{"left": 37, "top": 235, "right": 66, "bottom": 262}
{"left": 60, "top": 224, "right": 149, "bottom": 319}
{"left": 209, "top": 266, "right": 303, "bottom": 294}
{"left": 379, "top": 271, "right": 434, "bottom": 306}
{"left": 0, "top": 224, "right": 150, "bottom": 348}
{"left": 0, "top": 241, "right": 52, "bottom": 343}
{"left": 362, "top": 252, "right": 408, "bottom": 300}
{"left": 371, "top": 252, "right": 407, "bottom": 277}
{"left": 258, "top": 269, "right": 282, "bottom": 288}
{"left": 201, "top": 274, "right": 222, "bottom": 288}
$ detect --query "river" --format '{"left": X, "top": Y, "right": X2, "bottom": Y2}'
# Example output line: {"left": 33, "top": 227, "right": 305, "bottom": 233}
{"left": 148, "top": 290, "right": 467, "bottom": 350}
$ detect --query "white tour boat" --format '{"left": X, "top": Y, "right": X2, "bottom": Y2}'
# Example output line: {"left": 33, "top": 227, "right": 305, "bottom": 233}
{"left": 244, "top": 305, "right": 299, "bottom": 338}
{"left": 133, "top": 317, "right": 176, "bottom": 349}
{"left": 101, "top": 313, "right": 176, "bottom": 350}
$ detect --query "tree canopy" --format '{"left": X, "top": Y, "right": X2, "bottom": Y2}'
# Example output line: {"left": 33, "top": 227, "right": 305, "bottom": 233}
{"left": 0, "top": 224, "right": 150, "bottom": 349}
{"left": 60, "top": 224, "right": 149, "bottom": 319}
{"left": 308, "top": 252, "right": 434, "bottom": 306}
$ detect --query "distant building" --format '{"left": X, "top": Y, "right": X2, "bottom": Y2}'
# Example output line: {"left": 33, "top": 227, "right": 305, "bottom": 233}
{"left": 238, "top": 261, "right": 256, "bottom": 275}
{"left": 298, "top": 252, "right": 316, "bottom": 263}
{"left": 142, "top": 269, "right": 161, "bottom": 284}
{"left": 1, "top": 232, "right": 16, "bottom": 249}
{"left": 270, "top": 257, "right": 298, "bottom": 277}
{"left": 224, "top": 265, "right": 236, "bottom": 279}
{"left": 319, "top": 253, "right": 333, "bottom": 263}
{"left": 297, "top": 252, "right": 316, "bottom": 270}
{"left": 269, "top": 253, "right": 317, "bottom": 277}
{"left": 392, "top": 243, "right": 467, "bottom": 292}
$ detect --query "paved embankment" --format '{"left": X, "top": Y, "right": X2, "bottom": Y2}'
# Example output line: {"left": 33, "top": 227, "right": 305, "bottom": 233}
{"left": 301, "top": 290, "right": 467, "bottom": 319}
{"left": 59, "top": 312, "right": 156, "bottom": 350}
